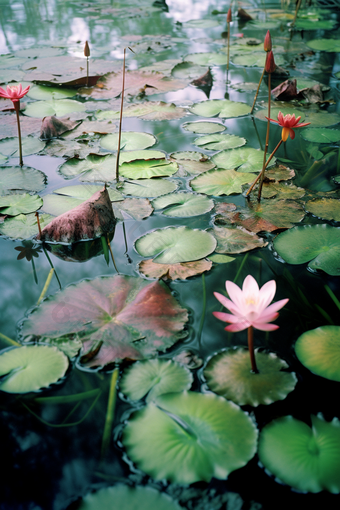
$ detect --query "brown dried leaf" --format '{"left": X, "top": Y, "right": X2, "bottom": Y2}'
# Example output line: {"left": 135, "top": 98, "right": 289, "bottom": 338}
{"left": 138, "top": 258, "right": 212, "bottom": 280}
{"left": 271, "top": 79, "right": 298, "bottom": 100}
{"left": 40, "top": 116, "right": 82, "bottom": 139}
{"left": 209, "top": 225, "right": 268, "bottom": 253}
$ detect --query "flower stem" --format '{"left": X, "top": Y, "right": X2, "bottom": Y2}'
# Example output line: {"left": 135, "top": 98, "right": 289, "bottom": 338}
{"left": 257, "top": 72, "right": 271, "bottom": 201}
{"left": 227, "top": 21, "right": 230, "bottom": 72}
{"left": 250, "top": 66, "right": 265, "bottom": 115}
{"left": 245, "top": 138, "right": 283, "bottom": 196}
{"left": 291, "top": 0, "right": 302, "bottom": 27}
{"left": 247, "top": 326, "right": 259, "bottom": 374}
{"left": 14, "top": 101, "right": 23, "bottom": 166}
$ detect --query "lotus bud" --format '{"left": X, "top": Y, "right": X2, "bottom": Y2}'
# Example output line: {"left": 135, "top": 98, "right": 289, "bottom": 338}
{"left": 227, "top": 8, "right": 232, "bottom": 23}
{"left": 264, "top": 30, "right": 272, "bottom": 52}
{"left": 84, "top": 40, "right": 90, "bottom": 57}
{"left": 265, "top": 50, "right": 276, "bottom": 74}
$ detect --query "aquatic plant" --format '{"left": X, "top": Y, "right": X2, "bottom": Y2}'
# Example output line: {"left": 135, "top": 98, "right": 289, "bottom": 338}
{"left": 226, "top": 8, "right": 232, "bottom": 73}
{"left": 0, "top": 83, "right": 30, "bottom": 166}
{"left": 84, "top": 40, "right": 90, "bottom": 87}
{"left": 250, "top": 30, "right": 272, "bottom": 114}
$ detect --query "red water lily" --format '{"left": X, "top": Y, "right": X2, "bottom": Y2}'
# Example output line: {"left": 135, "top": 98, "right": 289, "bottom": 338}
{"left": 0, "top": 83, "right": 30, "bottom": 103}
{"left": 266, "top": 111, "right": 310, "bottom": 142}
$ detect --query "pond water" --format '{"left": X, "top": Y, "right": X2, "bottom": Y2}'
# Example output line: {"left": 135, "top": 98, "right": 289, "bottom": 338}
{"left": 1, "top": 0, "right": 340, "bottom": 508}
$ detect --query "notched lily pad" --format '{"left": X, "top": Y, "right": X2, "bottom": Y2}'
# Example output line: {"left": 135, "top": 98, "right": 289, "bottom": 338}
{"left": 209, "top": 225, "right": 268, "bottom": 254}
{"left": 0, "top": 166, "right": 46, "bottom": 195}
{"left": 212, "top": 148, "right": 276, "bottom": 173}
{"left": 152, "top": 192, "right": 214, "bottom": 217}
{"left": 0, "top": 193, "right": 43, "bottom": 216}
{"left": 119, "top": 179, "right": 177, "bottom": 198}
{"left": 190, "top": 168, "right": 254, "bottom": 196}
{"left": 23, "top": 99, "right": 86, "bottom": 118}
{"left": 182, "top": 121, "right": 226, "bottom": 134}
{"left": 138, "top": 258, "right": 212, "bottom": 280}
{"left": 100, "top": 131, "right": 157, "bottom": 152}
{"left": 0, "top": 137, "right": 45, "bottom": 158}
{"left": 0, "top": 213, "right": 53, "bottom": 240}
{"left": 119, "top": 159, "right": 178, "bottom": 179}
{"left": 194, "top": 133, "right": 246, "bottom": 151}
{"left": 96, "top": 101, "right": 187, "bottom": 121}
{"left": 190, "top": 99, "right": 251, "bottom": 119}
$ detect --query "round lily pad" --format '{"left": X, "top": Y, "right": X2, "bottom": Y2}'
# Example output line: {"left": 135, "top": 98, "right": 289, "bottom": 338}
{"left": 183, "top": 19, "right": 220, "bottom": 29}
{"left": 182, "top": 121, "right": 226, "bottom": 134}
{"left": 119, "top": 159, "right": 178, "bottom": 179}
{"left": 171, "top": 61, "right": 209, "bottom": 81}
{"left": 27, "top": 85, "right": 77, "bottom": 101}
{"left": 135, "top": 226, "right": 217, "bottom": 263}
{"left": 184, "top": 52, "right": 230, "bottom": 66}
{"left": 100, "top": 132, "right": 157, "bottom": 152}
{"left": 212, "top": 147, "right": 276, "bottom": 173}
{"left": 194, "top": 133, "right": 246, "bottom": 151}
{"left": 295, "top": 326, "right": 340, "bottom": 382}
{"left": 0, "top": 137, "right": 45, "bottom": 158}
{"left": 0, "top": 213, "right": 53, "bottom": 239}
{"left": 122, "top": 391, "right": 258, "bottom": 484}
{"left": 23, "top": 99, "right": 86, "bottom": 118}
{"left": 301, "top": 128, "right": 340, "bottom": 144}
{"left": 273, "top": 224, "right": 340, "bottom": 276}
{"left": 258, "top": 415, "right": 340, "bottom": 493}
{"left": 306, "top": 39, "right": 340, "bottom": 52}
{"left": 118, "top": 179, "right": 177, "bottom": 198}
{"left": 151, "top": 192, "right": 214, "bottom": 217}
{"left": 190, "top": 168, "right": 254, "bottom": 196}
{"left": 0, "top": 345, "right": 68, "bottom": 394}
{"left": 203, "top": 348, "right": 297, "bottom": 407}
{"left": 120, "top": 359, "right": 193, "bottom": 403}
{"left": 190, "top": 99, "right": 251, "bottom": 119}
{"left": 305, "top": 198, "right": 340, "bottom": 222}
{"left": 232, "top": 52, "right": 284, "bottom": 67}
{"left": 255, "top": 107, "right": 306, "bottom": 123}
{"left": 0, "top": 193, "right": 43, "bottom": 216}
{"left": 78, "top": 485, "right": 182, "bottom": 510}
{"left": 209, "top": 225, "right": 268, "bottom": 254}
{"left": 294, "top": 19, "right": 337, "bottom": 30}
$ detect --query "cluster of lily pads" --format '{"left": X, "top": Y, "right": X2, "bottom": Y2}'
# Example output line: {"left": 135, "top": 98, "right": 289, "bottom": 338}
{"left": 1, "top": 0, "right": 340, "bottom": 506}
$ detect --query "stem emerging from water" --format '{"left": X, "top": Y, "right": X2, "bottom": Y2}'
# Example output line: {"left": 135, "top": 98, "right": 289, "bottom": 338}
{"left": 250, "top": 66, "right": 265, "bottom": 115}
{"left": 257, "top": 72, "right": 271, "bottom": 201}
{"left": 14, "top": 101, "right": 23, "bottom": 166}
{"left": 247, "top": 326, "right": 259, "bottom": 373}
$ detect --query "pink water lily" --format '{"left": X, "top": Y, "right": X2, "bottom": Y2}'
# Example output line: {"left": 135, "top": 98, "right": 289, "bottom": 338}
{"left": 213, "top": 275, "right": 288, "bottom": 333}
{"left": 0, "top": 83, "right": 30, "bottom": 103}
{"left": 266, "top": 111, "right": 310, "bottom": 142}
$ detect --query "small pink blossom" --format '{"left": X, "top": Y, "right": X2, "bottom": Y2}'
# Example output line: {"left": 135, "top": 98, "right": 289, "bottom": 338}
{"left": 266, "top": 111, "right": 310, "bottom": 141}
{"left": 213, "top": 275, "right": 288, "bottom": 332}
{"left": 0, "top": 83, "right": 30, "bottom": 103}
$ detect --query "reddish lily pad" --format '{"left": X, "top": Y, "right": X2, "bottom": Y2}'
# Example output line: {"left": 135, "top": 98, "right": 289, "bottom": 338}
{"left": 112, "top": 198, "right": 153, "bottom": 220}
{"left": 96, "top": 101, "right": 188, "bottom": 121}
{"left": 138, "top": 258, "right": 212, "bottom": 280}
{"left": 20, "top": 275, "right": 189, "bottom": 369}
{"left": 209, "top": 225, "right": 268, "bottom": 254}
{"left": 0, "top": 115, "right": 42, "bottom": 140}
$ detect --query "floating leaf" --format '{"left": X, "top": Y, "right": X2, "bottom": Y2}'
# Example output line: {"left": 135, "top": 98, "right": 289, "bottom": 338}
{"left": 27, "top": 85, "right": 77, "bottom": 101}
{"left": 208, "top": 253, "right": 235, "bottom": 264}
{"left": 190, "top": 168, "right": 254, "bottom": 195}
{"left": 230, "top": 82, "right": 258, "bottom": 92}
{"left": 258, "top": 415, "right": 340, "bottom": 493}
{"left": 20, "top": 276, "right": 188, "bottom": 368}
{"left": 184, "top": 52, "right": 230, "bottom": 66}
{"left": 0, "top": 115, "right": 42, "bottom": 140}
{"left": 182, "top": 121, "right": 226, "bottom": 134}
{"left": 190, "top": 99, "right": 251, "bottom": 119}
{"left": 0, "top": 166, "right": 46, "bottom": 195}
{"left": 0, "top": 193, "right": 43, "bottom": 216}
{"left": 135, "top": 226, "right": 216, "bottom": 263}
{"left": 301, "top": 128, "right": 340, "bottom": 144}
{"left": 52, "top": 185, "right": 123, "bottom": 203}
{"left": 0, "top": 137, "right": 45, "bottom": 158}
{"left": 112, "top": 197, "right": 153, "bottom": 220}
{"left": 261, "top": 183, "right": 305, "bottom": 200}
{"left": 0, "top": 213, "right": 53, "bottom": 239}
{"left": 273, "top": 224, "right": 340, "bottom": 275}
{"left": 0, "top": 54, "right": 26, "bottom": 69}
{"left": 184, "top": 19, "right": 220, "bottom": 28}
{"left": 305, "top": 198, "right": 340, "bottom": 222}
{"left": 304, "top": 111, "right": 340, "bottom": 128}
{"left": 295, "top": 326, "right": 340, "bottom": 381}
{"left": 209, "top": 225, "right": 268, "bottom": 254}
{"left": 295, "top": 20, "right": 337, "bottom": 30}
{"left": 232, "top": 52, "right": 284, "bottom": 67}
{"left": 23, "top": 99, "right": 86, "bottom": 118}
{"left": 138, "top": 258, "right": 212, "bottom": 280}
{"left": 255, "top": 107, "right": 306, "bottom": 123}
{"left": 0, "top": 345, "right": 68, "bottom": 394}
{"left": 171, "top": 61, "right": 210, "bottom": 81}
{"left": 78, "top": 485, "right": 182, "bottom": 510}
{"left": 100, "top": 132, "right": 157, "bottom": 152}
{"left": 212, "top": 147, "right": 276, "bottom": 173}
{"left": 120, "top": 179, "right": 177, "bottom": 198}
{"left": 152, "top": 192, "right": 214, "bottom": 217}
{"left": 119, "top": 159, "right": 178, "bottom": 179}
{"left": 123, "top": 391, "right": 258, "bottom": 484}
{"left": 96, "top": 101, "right": 187, "bottom": 121}
{"left": 306, "top": 39, "right": 340, "bottom": 52}
{"left": 203, "top": 348, "right": 297, "bottom": 407}
{"left": 120, "top": 359, "right": 193, "bottom": 402}
{"left": 194, "top": 133, "right": 246, "bottom": 151}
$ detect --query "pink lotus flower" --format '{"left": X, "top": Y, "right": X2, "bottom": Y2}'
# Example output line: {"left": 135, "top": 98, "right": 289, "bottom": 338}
{"left": 0, "top": 83, "right": 30, "bottom": 103}
{"left": 266, "top": 111, "right": 310, "bottom": 142}
{"left": 213, "top": 275, "right": 288, "bottom": 332}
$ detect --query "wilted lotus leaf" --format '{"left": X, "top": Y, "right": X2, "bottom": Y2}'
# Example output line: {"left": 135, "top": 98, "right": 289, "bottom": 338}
{"left": 301, "top": 128, "right": 340, "bottom": 144}
{"left": 20, "top": 275, "right": 189, "bottom": 368}
{"left": 305, "top": 198, "right": 340, "bottom": 222}
{"left": 0, "top": 115, "right": 42, "bottom": 140}
{"left": 119, "top": 159, "right": 178, "bottom": 179}
{"left": 0, "top": 213, "right": 53, "bottom": 240}
{"left": 258, "top": 415, "right": 340, "bottom": 493}
{"left": 273, "top": 224, "right": 340, "bottom": 275}
{"left": 152, "top": 192, "right": 214, "bottom": 217}
{"left": 96, "top": 101, "right": 187, "bottom": 121}
{"left": 0, "top": 193, "right": 43, "bottom": 216}
{"left": 307, "top": 38, "right": 340, "bottom": 52}
{"left": 194, "top": 133, "right": 246, "bottom": 151}
{"left": 80, "top": 71, "right": 185, "bottom": 99}
{"left": 0, "top": 136, "right": 45, "bottom": 158}
{"left": 120, "top": 178, "right": 177, "bottom": 198}
{"left": 122, "top": 391, "right": 258, "bottom": 484}
{"left": 261, "top": 183, "right": 305, "bottom": 200}
{"left": 120, "top": 359, "right": 193, "bottom": 402}
{"left": 78, "top": 485, "right": 181, "bottom": 510}
{"left": 209, "top": 225, "right": 268, "bottom": 254}
{"left": 204, "top": 348, "right": 297, "bottom": 406}
{"left": 24, "top": 99, "right": 86, "bottom": 118}
{"left": 0, "top": 166, "right": 46, "bottom": 195}
{"left": 189, "top": 99, "right": 251, "bottom": 119}
{"left": 184, "top": 53, "right": 230, "bottom": 66}
{"left": 112, "top": 197, "right": 153, "bottom": 220}
{"left": 38, "top": 187, "right": 115, "bottom": 243}
{"left": 135, "top": 226, "right": 216, "bottom": 264}
{"left": 40, "top": 116, "right": 81, "bottom": 139}
{"left": 190, "top": 168, "right": 254, "bottom": 196}
{"left": 139, "top": 258, "right": 212, "bottom": 280}
{"left": 0, "top": 345, "right": 69, "bottom": 394}
{"left": 182, "top": 121, "right": 225, "bottom": 134}
{"left": 62, "top": 119, "right": 119, "bottom": 137}
{"left": 295, "top": 326, "right": 340, "bottom": 381}
{"left": 213, "top": 147, "right": 276, "bottom": 173}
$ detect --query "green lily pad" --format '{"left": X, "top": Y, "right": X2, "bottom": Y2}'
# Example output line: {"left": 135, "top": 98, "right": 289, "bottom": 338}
{"left": 122, "top": 391, "right": 258, "bottom": 484}
{"left": 20, "top": 275, "right": 188, "bottom": 369}
{"left": 212, "top": 147, "right": 276, "bottom": 173}
{"left": 0, "top": 193, "right": 43, "bottom": 216}
{"left": 182, "top": 121, "right": 226, "bottom": 134}
{"left": 294, "top": 19, "right": 337, "bottom": 30}
{"left": 208, "top": 253, "right": 235, "bottom": 264}
{"left": 258, "top": 415, "right": 340, "bottom": 493}
{"left": 0, "top": 212, "right": 53, "bottom": 239}
{"left": 119, "top": 159, "right": 178, "bottom": 179}
{"left": 0, "top": 137, "right": 45, "bottom": 158}
{"left": 261, "top": 183, "right": 305, "bottom": 201}
{"left": 100, "top": 132, "right": 157, "bottom": 152}
{"left": 171, "top": 61, "right": 210, "bottom": 81}
{"left": 232, "top": 53, "right": 284, "bottom": 67}
{"left": 184, "top": 19, "right": 220, "bottom": 28}
{"left": 230, "top": 82, "right": 258, "bottom": 92}
{"left": 255, "top": 107, "right": 306, "bottom": 123}
{"left": 152, "top": 192, "right": 214, "bottom": 217}
{"left": 96, "top": 101, "right": 187, "bottom": 121}
{"left": 0, "top": 165, "right": 46, "bottom": 197}
{"left": 23, "top": 99, "right": 86, "bottom": 118}
{"left": 304, "top": 111, "right": 340, "bottom": 128}
{"left": 112, "top": 198, "right": 153, "bottom": 221}
{"left": 203, "top": 348, "right": 297, "bottom": 407}
{"left": 301, "top": 128, "right": 340, "bottom": 144}
{"left": 78, "top": 485, "right": 182, "bottom": 510}
{"left": 120, "top": 359, "right": 193, "bottom": 403}
{"left": 194, "top": 133, "right": 246, "bottom": 151}
{"left": 209, "top": 225, "right": 268, "bottom": 254}
{"left": 295, "top": 326, "right": 340, "bottom": 381}
{"left": 306, "top": 39, "right": 340, "bottom": 52}
{"left": 273, "top": 224, "right": 340, "bottom": 275}
{"left": 27, "top": 85, "right": 77, "bottom": 101}
{"left": 190, "top": 99, "right": 251, "bottom": 119}
{"left": 0, "top": 345, "right": 68, "bottom": 394}
{"left": 296, "top": 78, "right": 330, "bottom": 92}
{"left": 190, "top": 168, "right": 254, "bottom": 195}
{"left": 184, "top": 52, "right": 230, "bottom": 66}
{"left": 170, "top": 151, "right": 216, "bottom": 174}
{"left": 119, "top": 178, "right": 177, "bottom": 198}
{"left": 305, "top": 198, "right": 340, "bottom": 221}
{"left": 52, "top": 185, "right": 123, "bottom": 203}
{"left": 244, "top": 21, "right": 280, "bottom": 30}
{"left": 135, "top": 226, "right": 216, "bottom": 264}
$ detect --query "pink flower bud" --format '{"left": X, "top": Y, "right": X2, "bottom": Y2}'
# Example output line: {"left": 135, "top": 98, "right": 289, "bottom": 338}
{"left": 265, "top": 50, "right": 276, "bottom": 74}
{"left": 84, "top": 41, "right": 90, "bottom": 57}
{"left": 264, "top": 30, "right": 272, "bottom": 52}
{"left": 227, "top": 8, "right": 232, "bottom": 23}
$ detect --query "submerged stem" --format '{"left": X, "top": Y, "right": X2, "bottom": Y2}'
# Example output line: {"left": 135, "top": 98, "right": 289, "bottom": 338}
{"left": 247, "top": 326, "right": 259, "bottom": 373}
{"left": 101, "top": 368, "right": 119, "bottom": 459}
